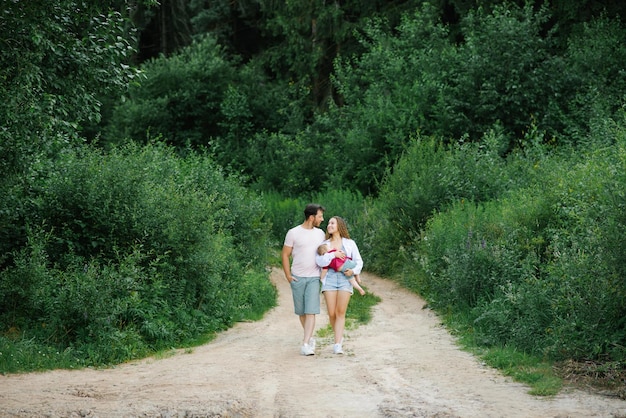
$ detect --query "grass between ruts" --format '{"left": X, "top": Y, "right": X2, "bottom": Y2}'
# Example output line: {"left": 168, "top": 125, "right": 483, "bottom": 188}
{"left": 315, "top": 287, "right": 381, "bottom": 340}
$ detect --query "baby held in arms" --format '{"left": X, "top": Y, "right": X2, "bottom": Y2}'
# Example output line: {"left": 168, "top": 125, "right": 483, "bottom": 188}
{"left": 317, "top": 243, "right": 365, "bottom": 295}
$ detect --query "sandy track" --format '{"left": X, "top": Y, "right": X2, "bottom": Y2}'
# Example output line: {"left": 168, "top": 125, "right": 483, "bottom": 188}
{"left": 1, "top": 268, "right": 625, "bottom": 417}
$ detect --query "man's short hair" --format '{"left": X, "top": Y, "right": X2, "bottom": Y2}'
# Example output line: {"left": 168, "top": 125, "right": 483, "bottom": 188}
{"left": 304, "top": 203, "right": 325, "bottom": 220}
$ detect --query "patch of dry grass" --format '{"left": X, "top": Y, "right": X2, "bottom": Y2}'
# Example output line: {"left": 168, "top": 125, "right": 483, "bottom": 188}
{"left": 555, "top": 359, "right": 626, "bottom": 400}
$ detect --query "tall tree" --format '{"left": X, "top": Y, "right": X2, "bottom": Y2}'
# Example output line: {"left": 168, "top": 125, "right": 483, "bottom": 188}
{"left": 0, "top": 0, "right": 141, "bottom": 176}
{"left": 134, "top": 0, "right": 194, "bottom": 60}
{"left": 255, "top": 0, "right": 419, "bottom": 107}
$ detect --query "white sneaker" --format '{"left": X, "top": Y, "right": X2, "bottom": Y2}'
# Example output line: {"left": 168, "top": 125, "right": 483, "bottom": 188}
{"left": 309, "top": 338, "right": 316, "bottom": 351}
{"left": 300, "top": 343, "right": 315, "bottom": 356}
{"left": 333, "top": 343, "right": 343, "bottom": 354}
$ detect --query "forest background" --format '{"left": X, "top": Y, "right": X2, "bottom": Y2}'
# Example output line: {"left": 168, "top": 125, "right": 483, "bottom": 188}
{"left": 1, "top": 0, "right": 625, "bottom": 394}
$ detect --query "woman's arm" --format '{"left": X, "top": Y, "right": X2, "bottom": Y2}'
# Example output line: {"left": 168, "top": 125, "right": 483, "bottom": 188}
{"left": 344, "top": 239, "right": 363, "bottom": 275}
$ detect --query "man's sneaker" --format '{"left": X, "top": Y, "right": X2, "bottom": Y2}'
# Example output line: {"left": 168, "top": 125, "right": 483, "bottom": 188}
{"left": 308, "top": 338, "right": 316, "bottom": 351}
{"left": 300, "top": 343, "right": 315, "bottom": 356}
{"left": 333, "top": 343, "right": 344, "bottom": 354}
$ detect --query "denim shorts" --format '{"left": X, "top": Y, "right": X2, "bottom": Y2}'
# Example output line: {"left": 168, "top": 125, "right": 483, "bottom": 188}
{"left": 321, "top": 270, "right": 353, "bottom": 294}
{"left": 290, "top": 275, "right": 321, "bottom": 315}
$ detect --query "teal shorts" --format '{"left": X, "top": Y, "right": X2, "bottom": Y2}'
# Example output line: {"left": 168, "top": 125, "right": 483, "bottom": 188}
{"left": 290, "top": 275, "right": 321, "bottom": 315}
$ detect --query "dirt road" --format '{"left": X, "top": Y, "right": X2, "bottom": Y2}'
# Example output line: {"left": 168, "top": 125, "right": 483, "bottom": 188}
{"left": 1, "top": 268, "right": 625, "bottom": 417}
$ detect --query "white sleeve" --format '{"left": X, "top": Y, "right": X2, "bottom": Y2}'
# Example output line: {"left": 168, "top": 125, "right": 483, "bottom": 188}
{"left": 316, "top": 253, "right": 334, "bottom": 268}
{"left": 315, "top": 240, "right": 334, "bottom": 268}
{"left": 345, "top": 239, "right": 363, "bottom": 274}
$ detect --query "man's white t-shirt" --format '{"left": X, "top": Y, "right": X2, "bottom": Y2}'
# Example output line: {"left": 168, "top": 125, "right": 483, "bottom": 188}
{"left": 284, "top": 225, "right": 326, "bottom": 277}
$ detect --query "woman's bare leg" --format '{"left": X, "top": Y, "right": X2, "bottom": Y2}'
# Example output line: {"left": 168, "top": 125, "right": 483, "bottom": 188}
{"left": 324, "top": 290, "right": 338, "bottom": 330}
{"left": 333, "top": 291, "right": 352, "bottom": 344}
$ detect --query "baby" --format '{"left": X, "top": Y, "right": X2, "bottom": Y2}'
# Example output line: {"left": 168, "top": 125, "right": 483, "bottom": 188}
{"left": 317, "top": 243, "right": 365, "bottom": 295}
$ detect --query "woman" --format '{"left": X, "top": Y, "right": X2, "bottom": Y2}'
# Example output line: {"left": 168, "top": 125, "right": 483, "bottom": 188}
{"left": 315, "top": 216, "right": 363, "bottom": 354}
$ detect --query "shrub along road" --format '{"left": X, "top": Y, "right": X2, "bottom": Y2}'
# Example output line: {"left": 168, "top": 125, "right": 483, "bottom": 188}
{"left": 1, "top": 268, "right": 625, "bottom": 417}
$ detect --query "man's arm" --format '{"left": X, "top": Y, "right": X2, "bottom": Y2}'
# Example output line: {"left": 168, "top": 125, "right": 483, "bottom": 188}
{"left": 281, "top": 245, "right": 293, "bottom": 282}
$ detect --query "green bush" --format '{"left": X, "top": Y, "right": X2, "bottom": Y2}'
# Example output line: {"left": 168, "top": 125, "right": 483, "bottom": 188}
{"left": 362, "top": 130, "right": 511, "bottom": 276}
{"left": 443, "top": 3, "right": 556, "bottom": 142}
{"left": 418, "top": 198, "right": 536, "bottom": 310}
{"left": 324, "top": 4, "right": 626, "bottom": 197}
{"left": 536, "top": 140, "right": 626, "bottom": 360}
{"left": 248, "top": 130, "right": 330, "bottom": 196}
{"left": 0, "top": 141, "right": 276, "bottom": 369}
{"left": 415, "top": 130, "right": 626, "bottom": 361}
{"left": 105, "top": 36, "right": 297, "bottom": 181}
{"left": 106, "top": 35, "right": 234, "bottom": 148}
{"left": 328, "top": 3, "right": 562, "bottom": 196}
{"left": 332, "top": 4, "right": 453, "bottom": 195}
{"left": 0, "top": 2, "right": 138, "bottom": 177}
{"left": 557, "top": 15, "right": 626, "bottom": 143}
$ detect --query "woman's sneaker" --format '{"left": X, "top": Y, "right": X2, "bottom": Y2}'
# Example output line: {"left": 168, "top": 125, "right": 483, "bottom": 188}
{"left": 308, "top": 338, "right": 316, "bottom": 351}
{"left": 300, "top": 343, "right": 315, "bottom": 356}
{"left": 333, "top": 343, "right": 343, "bottom": 354}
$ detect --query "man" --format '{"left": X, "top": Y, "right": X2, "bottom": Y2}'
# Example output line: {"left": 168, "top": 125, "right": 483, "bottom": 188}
{"left": 282, "top": 203, "right": 326, "bottom": 356}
